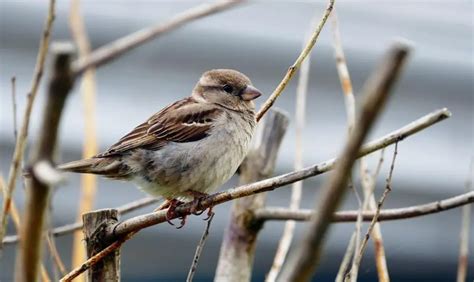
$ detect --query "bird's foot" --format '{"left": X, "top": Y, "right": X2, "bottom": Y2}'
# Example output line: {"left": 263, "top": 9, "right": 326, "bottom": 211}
{"left": 156, "top": 199, "right": 187, "bottom": 228}
{"left": 186, "top": 190, "right": 214, "bottom": 220}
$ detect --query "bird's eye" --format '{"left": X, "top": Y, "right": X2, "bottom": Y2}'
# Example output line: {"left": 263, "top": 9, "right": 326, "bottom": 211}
{"left": 223, "top": 84, "right": 233, "bottom": 93}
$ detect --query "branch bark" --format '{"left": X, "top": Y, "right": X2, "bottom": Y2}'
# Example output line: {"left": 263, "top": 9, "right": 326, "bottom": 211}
{"left": 278, "top": 42, "right": 411, "bottom": 281}
{"left": 83, "top": 209, "right": 120, "bottom": 281}
{"left": 215, "top": 109, "right": 289, "bottom": 281}
{"left": 254, "top": 191, "right": 474, "bottom": 222}
{"left": 16, "top": 42, "right": 75, "bottom": 282}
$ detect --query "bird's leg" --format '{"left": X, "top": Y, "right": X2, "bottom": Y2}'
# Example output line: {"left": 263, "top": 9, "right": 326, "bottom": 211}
{"left": 154, "top": 199, "right": 187, "bottom": 227}
{"left": 185, "top": 190, "right": 213, "bottom": 220}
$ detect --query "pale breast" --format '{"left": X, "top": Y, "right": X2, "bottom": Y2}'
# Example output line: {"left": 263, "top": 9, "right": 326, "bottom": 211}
{"left": 130, "top": 110, "right": 256, "bottom": 200}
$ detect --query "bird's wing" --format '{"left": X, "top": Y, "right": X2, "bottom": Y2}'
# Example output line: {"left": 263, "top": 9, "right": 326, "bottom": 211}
{"left": 97, "top": 97, "right": 223, "bottom": 157}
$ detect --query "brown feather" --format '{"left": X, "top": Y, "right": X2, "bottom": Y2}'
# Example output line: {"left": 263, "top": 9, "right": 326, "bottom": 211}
{"left": 97, "top": 97, "right": 223, "bottom": 157}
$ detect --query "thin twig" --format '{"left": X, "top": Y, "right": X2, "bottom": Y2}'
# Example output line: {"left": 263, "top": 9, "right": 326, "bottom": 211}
{"left": 11, "top": 77, "right": 18, "bottom": 140}
{"left": 457, "top": 159, "right": 473, "bottom": 282}
{"left": 278, "top": 42, "right": 410, "bottom": 281}
{"left": 266, "top": 12, "right": 315, "bottom": 282}
{"left": 186, "top": 213, "right": 215, "bottom": 282}
{"left": 349, "top": 143, "right": 398, "bottom": 281}
{"left": 46, "top": 232, "right": 68, "bottom": 276}
{"left": 69, "top": 0, "right": 99, "bottom": 271}
{"left": 254, "top": 191, "right": 474, "bottom": 222}
{"left": 71, "top": 0, "right": 243, "bottom": 76}
{"left": 336, "top": 232, "right": 356, "bottom": 282}
{"left": 0, "top": 0, "right": 56, "bottom": 250}
{"left": 256, "top": 0, "right": 334, "bottom": 121}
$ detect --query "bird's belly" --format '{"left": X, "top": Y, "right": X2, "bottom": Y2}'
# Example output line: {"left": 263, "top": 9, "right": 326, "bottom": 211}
{"left": 130, "top": 128, "right": 251, "bottom": 201}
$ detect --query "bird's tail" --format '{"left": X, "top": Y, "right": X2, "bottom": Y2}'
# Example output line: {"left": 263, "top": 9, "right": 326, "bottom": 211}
{"left": 57, "top": 157, "right": 126, "bottom": 179}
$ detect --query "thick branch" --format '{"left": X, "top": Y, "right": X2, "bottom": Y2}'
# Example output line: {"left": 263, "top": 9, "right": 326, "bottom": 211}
{"left": 16, "top": 42, "right": 75, "bottom": 282}
{"left": 278, "top": 42, "right": 410, "bottom": 281}
{"left": 254, "top": 191, "right": 474, "bottom": 222}
{"left": 71, "top": 0, "right": 242, "bottom": 76}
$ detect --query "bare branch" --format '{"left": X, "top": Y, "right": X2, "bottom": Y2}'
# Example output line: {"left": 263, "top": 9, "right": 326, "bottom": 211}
{"left": 336, "top": 232, "right": 356, "bottom": 282}
{"left": 254, "top": 191, "right": 474, "bottom": 222}
{"left": 0, "top": 0, "right": 56, "bottom": 250}
{"left": 69, "top": 0, "right": 99, "bottom": 271}
{"left": 16, "top": 42, "right": 75, "bottom": 282}
{"left": 71, "top": 0, "right": 243, "bottom": 76}
{"left": 278, "top": 42, "right": 410, "bottom": 281}
{"left": 256, "top": 0, "right": 334, "bottom": 121}
{"left": 46, "top": 233, "right": 68, "bottom": 276}
{"left": 457, "top": 159, "right": 473, "bottom": 282}
{"left": 186, "top": 213, "right": 215, "bottom": 282}
{"left": 266, "top": 12, "right": 316, "bottom": 281}
{"left": 350, "top": 143, "right": 399, "bottom": 281}
{"left": 11, "top": 77, "right": 18, "bottom": 140}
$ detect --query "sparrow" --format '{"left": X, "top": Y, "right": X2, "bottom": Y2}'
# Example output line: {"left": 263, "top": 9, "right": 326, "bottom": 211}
{"left": 58, "top": 69, "right": 262, "bottom": 227}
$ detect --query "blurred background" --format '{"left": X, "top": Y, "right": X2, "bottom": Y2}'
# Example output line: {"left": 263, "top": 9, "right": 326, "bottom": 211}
{"left": 1, "top": 0, "right": 473, "bottom": 281}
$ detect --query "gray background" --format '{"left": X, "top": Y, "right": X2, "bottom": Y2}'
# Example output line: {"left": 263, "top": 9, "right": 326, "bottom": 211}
{"left": 1, "top": 0, "right": 473, "bottom": 281}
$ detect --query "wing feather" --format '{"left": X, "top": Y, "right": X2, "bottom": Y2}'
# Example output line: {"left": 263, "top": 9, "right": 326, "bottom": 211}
{"left": 97, "top": 97, "right": 222, "bottom": 157}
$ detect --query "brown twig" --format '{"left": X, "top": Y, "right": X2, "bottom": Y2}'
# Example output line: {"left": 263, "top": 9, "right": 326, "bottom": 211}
{"left": 46, "top": 232, "right": 68, "bottom": 276}
{"left": 254, "top": 191, "right": 474, "bottom": 222}
{"left": 278, "top": 42, "right": 410, "bottom": 281}
{"left": 457, "top": 159, "right": 473, "bottom": 282}
{"left": 11, "top": 77, "right": 18, "bottom": 140}
{"left": 186, "top": 213, "right": 215, "bottom": 282}
{"left": 71, "top": 0, "right": 243, "bottom": 77}
{"left": 69, "top": 0, "right": 99, "bottom": 272}
{"left": 0, "top": 0, "right": 56, "bottom": 250}
{"left": 266, "top": 12, "right": 316, "bottom": 282}
{"left": 16, "top": 42, "right": 75, "bottom": 282}
{"left": 349, "top": 143, "right": 399, "bottom": 282}
{"left": 331, "top": 11, "right": 390, "bottom": 281}
{"left": 256, "top": 0, "right": 334, "bottom": 121}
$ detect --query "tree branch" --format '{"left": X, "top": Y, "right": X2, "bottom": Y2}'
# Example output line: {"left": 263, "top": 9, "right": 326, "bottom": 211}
{"left": 278, "top": 42, "right": 410, "bottom": 281}
{"left": 70, "top": 0, "right": 243, "bottom": 77}
{"left": 16, "top": 42, "right": 75, "bottom": 282}
{"left": 256, "top": 0, "right": 334, "bottom": 121}
{"left": 253, "top": 191, "right": 474, "bottom": 222}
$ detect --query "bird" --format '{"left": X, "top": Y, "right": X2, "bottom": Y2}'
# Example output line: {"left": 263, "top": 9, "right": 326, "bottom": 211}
{"left": 58, "top": 69, "right": 262, "bottom": 227}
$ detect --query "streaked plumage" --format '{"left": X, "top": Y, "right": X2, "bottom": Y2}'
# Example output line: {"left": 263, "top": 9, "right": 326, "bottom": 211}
{"left": 59, "top": 69, "right": 261, "bottom": 202}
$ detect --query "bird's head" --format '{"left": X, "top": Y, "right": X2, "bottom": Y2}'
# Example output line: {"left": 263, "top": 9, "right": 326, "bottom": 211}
{"left": 192, "top": 69, "right": 262, "bottom": 112}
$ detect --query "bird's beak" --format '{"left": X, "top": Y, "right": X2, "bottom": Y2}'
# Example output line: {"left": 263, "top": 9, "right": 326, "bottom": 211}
{"left": 241, "top": 85, "right": 262, "bottom": 101}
